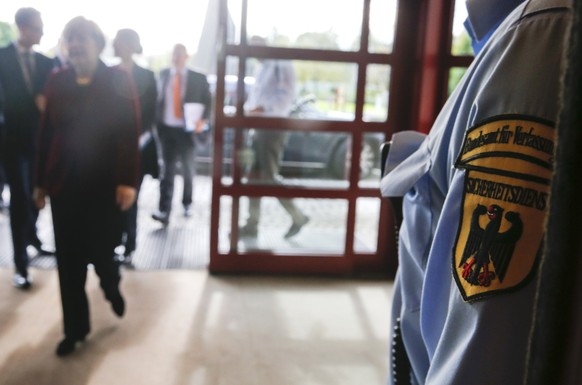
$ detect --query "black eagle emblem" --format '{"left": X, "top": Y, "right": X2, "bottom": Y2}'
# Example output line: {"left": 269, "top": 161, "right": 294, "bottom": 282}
{"left": 459, "top": 204, "right": 523, "bottom": 287}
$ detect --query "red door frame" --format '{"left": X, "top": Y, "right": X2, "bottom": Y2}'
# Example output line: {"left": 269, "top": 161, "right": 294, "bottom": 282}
{"left": 412, "top": 0, "right": 473, "bottom": 133}
{"left": 208, "top": 0, "right": 469, "bottom": 276}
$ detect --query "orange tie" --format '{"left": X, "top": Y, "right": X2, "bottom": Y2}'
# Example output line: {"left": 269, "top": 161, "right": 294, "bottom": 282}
{"left": 173, "top": 71, "right": 182, "bottom": 119}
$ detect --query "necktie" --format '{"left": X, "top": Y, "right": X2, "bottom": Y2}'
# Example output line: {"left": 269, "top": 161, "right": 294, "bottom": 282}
{"left": 173, "top": 71, "right": 182, "bottom": 119}
{"left": 22, "top": 52, "right": 35, "bottom": 91}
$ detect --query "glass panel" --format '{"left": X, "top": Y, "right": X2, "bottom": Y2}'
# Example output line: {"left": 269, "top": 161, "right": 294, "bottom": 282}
{"left": 354, "top": 198, "right": 381, "bottom": 253}
{"left": 200, "top": 128, "right": 385, "bottom": 185}
{"left": 369, "top": 0, "right": 398, "bottom": 54}
{"left": 226, "top": 0, "right": 242, "bottom": 45}
{"left": 359, "top": 132, "right": 386, "bottom": 186}
{"left": 243, "top": 129, "right": 385, "bottom": 184}
{"left": 218, "top": 196, "right": 233, "bottom": 254}
{"left": 234, "top": 197, "right": 348, "bottom": 254}
{"left": 243, "top": 59, "right": 358, "bottom": 119}
{"left": 205, "top": 60, "right": 381, "bottom": 184}
{"left": 206, "top": 56, "right": 253, "bottom": 114}
{"left": 238, "top": 0, "right": 364, "bottom": 51}
{"left": 363, "top": 64, "right": 390, "bottom": 122}
{"left": 198, "top": 127, "right": 382, "bottom": 185}
{"left": 336, "top": 133, "right": 386, "bottom": 186}
{"left": 448, "top": 67, "right": 468, "bottom": 96}
{"left": 196, "top": 127, "right": 248, "bottom": 183}
{"left": 211, "top": 59, "right": 359, "bottom": 118}
{"left": 249, "top": 130, "right": 349, "bottom": 182}
{"left": 194, "top": 127, "right": 214, "bottom": 177}
{"left": 451, "top": 0, "right": 474, "bottom": 56}
{"left": 249, "top": 130, "right": 348, "bottom": 182}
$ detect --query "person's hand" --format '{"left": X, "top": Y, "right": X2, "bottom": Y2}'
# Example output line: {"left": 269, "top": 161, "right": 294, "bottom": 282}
{"left": 35, "top": 94, "right": 46, "bottom": 113}
{"left": 116, "top": 185, "right": 136, "bottom": 211}
{"left": 194, "top": 120, "right": 206, "bottom": 134}
{"left": 33, "top": 187, "right": 47, "bottom": 209}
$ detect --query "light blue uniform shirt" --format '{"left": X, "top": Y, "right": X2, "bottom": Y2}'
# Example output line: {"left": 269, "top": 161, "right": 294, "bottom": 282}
{"left": 382, "top": 0, "right": 571, "bottom": 384}
{"left": 464, "top": 0, "right": 525, "bottom": 55}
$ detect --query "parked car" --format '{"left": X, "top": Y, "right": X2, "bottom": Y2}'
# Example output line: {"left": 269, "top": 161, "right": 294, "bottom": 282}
{"left": 278, "top": 95, "right": 383, "bottom": 179}
{"left": 196, "top": 77, "right": 384, "bottom": 179}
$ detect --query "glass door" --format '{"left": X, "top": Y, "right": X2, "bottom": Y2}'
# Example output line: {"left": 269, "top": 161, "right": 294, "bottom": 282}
{"left": 207, "top": 0, "right": 463, "bottom": 276}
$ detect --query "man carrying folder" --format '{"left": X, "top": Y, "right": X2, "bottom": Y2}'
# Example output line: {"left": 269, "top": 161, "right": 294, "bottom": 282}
{"left": 152, "top": 43, "right": 211, "bottom": 225}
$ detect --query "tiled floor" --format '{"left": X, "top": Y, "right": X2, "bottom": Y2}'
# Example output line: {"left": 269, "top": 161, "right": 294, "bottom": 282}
{"left": 0, "top": 175, "right": 212, "bottom": 270}
{"left": 0, "top": 269, "right": 393, "bottom": 385}
{"left": 0, "top": 174, "right": 383, "bottom": 270}
{"left": 0, "top": 173, "right": 394, "bottom": 384}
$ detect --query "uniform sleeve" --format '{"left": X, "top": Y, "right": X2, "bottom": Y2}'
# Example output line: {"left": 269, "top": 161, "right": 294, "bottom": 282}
{"left": 388, "top": 3, "right": 571, "bottom": 385}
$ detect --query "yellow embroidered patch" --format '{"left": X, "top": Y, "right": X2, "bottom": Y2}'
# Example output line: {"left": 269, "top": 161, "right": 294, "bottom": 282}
{"left": 453, "top": 115, "right": 554, "bottom": 302}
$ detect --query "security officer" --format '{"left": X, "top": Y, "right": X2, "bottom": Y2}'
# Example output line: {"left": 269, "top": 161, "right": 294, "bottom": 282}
{"left": 381, "top": 0, "right": 571, "bottom": 384}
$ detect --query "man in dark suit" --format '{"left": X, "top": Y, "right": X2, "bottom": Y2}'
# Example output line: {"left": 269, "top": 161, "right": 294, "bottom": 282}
{"left": 151, "top": 43, "right": 211, "bottom": 225}
{"left": 0, "top": 8, "right": 55, "bottom": 289}
{"left": 112, "top": 28, "right": 158, "bottom": 263}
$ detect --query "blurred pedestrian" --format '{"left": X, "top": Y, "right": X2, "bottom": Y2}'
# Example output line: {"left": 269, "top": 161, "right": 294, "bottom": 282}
{"left": 0, "top": 7, "right": 56, "bottom": 289}
{"left": 33, "top": 16, "right": 140, "bottom": 356}
{"left": 113, "top": 28, "right": 158, "bottom": 265}
{"left": 151, "top": 43, "right": 211, "bottom": 226}
{"left": 238, "top": 36, "right": 309, "bottom": 239}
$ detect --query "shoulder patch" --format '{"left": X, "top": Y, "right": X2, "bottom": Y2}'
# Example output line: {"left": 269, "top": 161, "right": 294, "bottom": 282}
{"left": 452, "top": 115, "right": 554, "bottom": 302}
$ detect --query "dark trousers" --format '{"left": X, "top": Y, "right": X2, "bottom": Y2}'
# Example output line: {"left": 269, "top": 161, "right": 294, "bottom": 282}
{"left": 157, "top": 124, "right": 195, "bottom": 214}
{"left": 0, "top": 161, "right": 6, "bottom": 201}
{"left": 120, "top": 174, "right": 143, "bottom": 253}
{"left": 51, "top": 191, "right": 122, "bottom": 339}
{"left": 120, "top": 135, "right": 159, "bottom": 252}
{"left": 4, "top": 151, "right": 38, "bottom": 277}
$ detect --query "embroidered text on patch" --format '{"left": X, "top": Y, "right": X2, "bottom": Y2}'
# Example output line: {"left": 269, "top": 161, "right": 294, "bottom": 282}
{"left": 452, "top": 115, "right": 554, "bottom": 302}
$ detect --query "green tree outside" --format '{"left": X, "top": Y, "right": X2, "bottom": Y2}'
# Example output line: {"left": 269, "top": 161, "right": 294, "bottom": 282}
{"left": 0, "top": 21, "right": 15, "bottom": 48}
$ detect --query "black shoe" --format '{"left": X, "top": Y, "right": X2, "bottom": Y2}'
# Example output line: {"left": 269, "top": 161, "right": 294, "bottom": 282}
{"left": 151, "top": 211, "right": 169, "bottom": 225}
{"left": 12, "top": 273, "right": 32, "bottom": 290}
{"left": 55, "top": 336, "right": 85, "bottom": 357}
{"left": 113, "top": 253, "right": 124, "bottom": 264}
{"left": 120, "top": 252, "right": 135, "bottom": 268}
{"left": 122, "top": 251, "right": 133, "bottom": 264}
{"left": 123, "top": 246, "right": 135, "bottom": 258}
{"left": 284, "top": 216, "right": 310, "bottom": 239}
{"left": 29, "top": 238, "right": 55, "bottom": 256}
{"left": 113, "top": 253, "right": 129, "bottom": 265}
{"left": 110, "top": 289, "right": 125, "bottom": 318}
{"left": 37, "top": 246, "right": 56, "bottom": 256}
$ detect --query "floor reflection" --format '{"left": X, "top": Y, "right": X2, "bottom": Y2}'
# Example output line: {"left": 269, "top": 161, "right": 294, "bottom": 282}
{"left": 0, "top": 269, "right": 393, "bottom": 385}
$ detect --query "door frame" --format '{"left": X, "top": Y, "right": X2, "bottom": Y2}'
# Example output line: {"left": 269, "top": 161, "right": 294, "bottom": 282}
{"left": 207, "top": 0, "right": 470, "bottom": 276}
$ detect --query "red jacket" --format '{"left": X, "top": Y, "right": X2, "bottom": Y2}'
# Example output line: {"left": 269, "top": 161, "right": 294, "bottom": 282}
{"left": 36, "top": 61, "right": 140, "bottom": 199}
